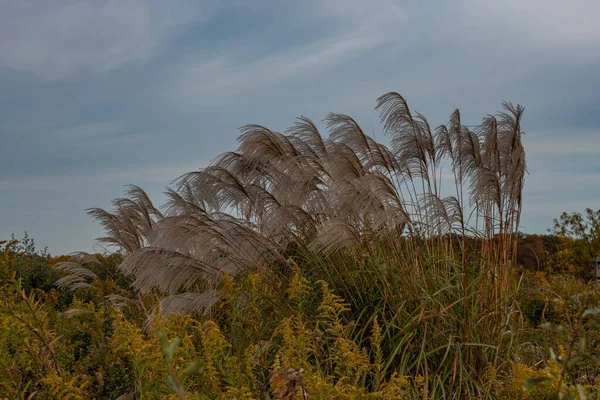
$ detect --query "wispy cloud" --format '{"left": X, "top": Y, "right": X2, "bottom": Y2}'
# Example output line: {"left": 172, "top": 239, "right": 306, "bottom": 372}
{"left": 0, "top": 0, "right": 207, "bottom": 80}
{"left": 464, "top": 0, "right": 600, "bottom": 50}
{"left": 169, "top": 2, "right": 406, "bottom": 105}
{"left": 1, "top": 0, "right": 599, "bottom": 253}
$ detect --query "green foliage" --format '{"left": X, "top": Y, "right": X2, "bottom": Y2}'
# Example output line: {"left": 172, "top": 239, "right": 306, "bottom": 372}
{"left": 520, "top": 305, "right": 600, "bottom": 400}
{"left": 3, "top": 205, "right": 600, "bottom": 400}
{"left": 548, "top": 209, "right": 600, "bottom": 279}
{"left": 7, "top": 88, "right": 600, "bottom": 399}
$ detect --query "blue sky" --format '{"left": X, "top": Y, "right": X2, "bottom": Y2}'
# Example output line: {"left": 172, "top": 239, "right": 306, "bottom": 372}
{"left": 1, "top": 0, "right": 599, "bottom": 255}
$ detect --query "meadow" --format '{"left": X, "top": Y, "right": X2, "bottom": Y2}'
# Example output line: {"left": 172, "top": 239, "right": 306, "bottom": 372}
{"left": 2, "top": 92, "right": 600, "bottom": 399}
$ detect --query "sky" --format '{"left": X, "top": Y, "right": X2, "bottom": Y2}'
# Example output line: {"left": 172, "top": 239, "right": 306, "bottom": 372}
{"left": 1, "top": 0, "right": 600, "bottom": 255}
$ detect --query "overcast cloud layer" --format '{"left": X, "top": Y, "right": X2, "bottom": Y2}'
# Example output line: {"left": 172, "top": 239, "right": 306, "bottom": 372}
{"left": 1, "top": 0, "right": 599, "bottom": 254}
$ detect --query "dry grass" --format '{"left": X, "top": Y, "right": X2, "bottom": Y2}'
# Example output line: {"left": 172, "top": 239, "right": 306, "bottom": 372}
{"left": 60, "top": 91, "right": 528, "bottom": 397}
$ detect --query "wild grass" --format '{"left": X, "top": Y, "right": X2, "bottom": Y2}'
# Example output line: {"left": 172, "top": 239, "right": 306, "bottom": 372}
{"left": 5, "top": 91, "right": 598, "bottom": 398}
{"left": 51, "top": 91, "right": 531, "bottom": 397}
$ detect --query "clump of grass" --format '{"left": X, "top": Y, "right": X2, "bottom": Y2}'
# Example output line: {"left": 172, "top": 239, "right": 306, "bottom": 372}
{"left": 54, "top": 91, "right": 531, "bottom": 398}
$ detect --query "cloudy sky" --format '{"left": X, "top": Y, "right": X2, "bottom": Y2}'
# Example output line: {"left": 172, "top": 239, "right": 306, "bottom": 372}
{"left": 1, "top": 0, "right": 599, "bottom": 255}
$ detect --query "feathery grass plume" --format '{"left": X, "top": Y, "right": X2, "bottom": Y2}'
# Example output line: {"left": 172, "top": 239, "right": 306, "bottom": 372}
{"left": 54, "top": 252, "right": 101, "bottom": 291}
{"left": 86, "top": 185, "right": 163, "bottom": 254}
{"left": 79, "top": 91, "right": 527, "bottom": 397}
{"left": 158, "top": 290, "right": 222, "bottom": 317}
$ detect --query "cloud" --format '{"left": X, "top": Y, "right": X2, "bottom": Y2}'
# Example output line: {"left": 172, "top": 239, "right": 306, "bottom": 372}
{"left": 465, "top": 0, "right": 600, "bottom": 48}
{"left": 1, "top": 0, "right": 599, "bottom": 253}
{"left": 165, "top": 0, "right": 600, "bottom": 118}
{"left": 0, "top": 0, "right": 206, "bottom": 80}
{"left": 172, "top": 35, "right": 384, "bottom": 104}
{"left": 169, "top": 1, "right": 407, "bottom": 105}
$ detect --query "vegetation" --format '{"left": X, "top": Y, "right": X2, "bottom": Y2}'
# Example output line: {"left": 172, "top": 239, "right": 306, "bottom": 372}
{"left": 1, "top": 92, "right": 599, "bottom": 399}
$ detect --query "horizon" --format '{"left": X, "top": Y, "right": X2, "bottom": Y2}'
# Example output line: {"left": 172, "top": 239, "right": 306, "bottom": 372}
{"left": 2, "top": 0, "right": 600, "bottom": 255}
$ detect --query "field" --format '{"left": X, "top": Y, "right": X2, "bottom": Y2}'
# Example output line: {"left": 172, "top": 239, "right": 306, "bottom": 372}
{"left": 2, "top": 93, "right": 600, "bottom": 399}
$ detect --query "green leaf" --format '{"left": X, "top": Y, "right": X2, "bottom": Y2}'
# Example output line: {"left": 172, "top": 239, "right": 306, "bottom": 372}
{"left": 568, "top": 355, "right": 582, "bottom": 367}
{"left": 183, "top": 360, "right": 205, "bottom": 376}
{"left": 583, "top": 308, "right": 600, "bottom": 317}
{"left": 523, "top": 376, "right": 552, "bottom": 392}
{"left": 167, "top": 375, "right": 179, "bottom": 392}
{"left": 157, "top": 332, "right": 181, "bottom": 358}
{"left": 158, "top": 331, "right": 168, "bottom": 348}
{"left": 578, "top": 337, "right": 586, "bottom": 354}
{"left": 539, "top": 322, "right": 566, "bottom": 335}
{"left": 549, "top": 347, "right": 560, "bottom": 365}
{"left": 564, "top": 391, "right": 574, "bottom": 400}
{"left": 166, "top": 337, "right": 181, "bottom": 358}
{"left": 576, "top": 384, "right": 588, "bottom": 400}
